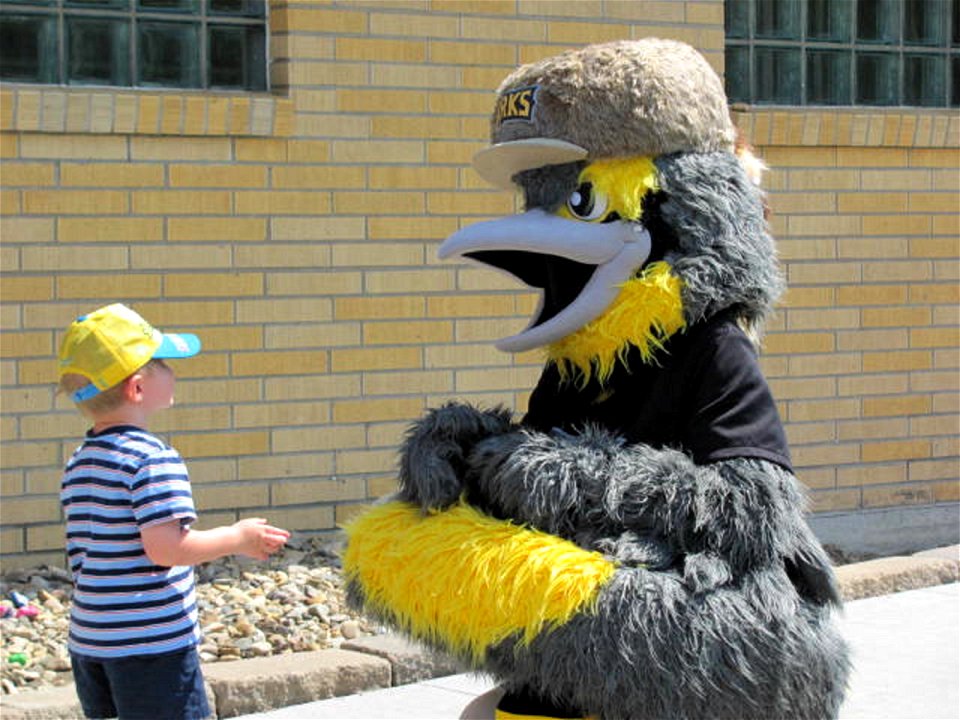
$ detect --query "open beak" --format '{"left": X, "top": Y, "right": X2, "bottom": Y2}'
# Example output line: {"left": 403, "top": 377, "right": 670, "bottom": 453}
{"left": 439, "top": 209, "right": 651, "bottom": 352}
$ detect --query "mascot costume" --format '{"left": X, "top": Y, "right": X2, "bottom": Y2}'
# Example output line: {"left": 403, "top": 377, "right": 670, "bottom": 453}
{"left": 344, "top": 39, "right": 850, "bottom": 720}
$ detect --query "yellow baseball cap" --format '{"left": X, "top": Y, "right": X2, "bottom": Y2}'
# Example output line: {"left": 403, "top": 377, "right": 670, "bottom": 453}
{"left": 58, "top": 303, "right": 200, "bottom": 403}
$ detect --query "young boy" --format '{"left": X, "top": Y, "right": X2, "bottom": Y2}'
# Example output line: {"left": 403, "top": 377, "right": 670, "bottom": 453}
{"left": 57, "top": 303, "right": 290, "bottom": 720}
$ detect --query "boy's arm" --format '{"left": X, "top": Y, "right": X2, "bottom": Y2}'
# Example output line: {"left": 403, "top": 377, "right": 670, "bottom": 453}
{"left": 142, "top": 517, "right": 290, "bottom": 567}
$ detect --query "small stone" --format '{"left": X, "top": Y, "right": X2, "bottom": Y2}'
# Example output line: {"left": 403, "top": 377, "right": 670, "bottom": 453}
{"left": 251, "top": 641, "right": 273, "bottom": 656}
{"left": 225, "top": 588, "right": 249, "bottom": 604}
{"left": 308, "top": 604, "right": 330, "bottom": 622}
{"left": 42, "top": 596, "right": 65, "bottom": 613}
{"left": 28, "top": 576, "right": 51, "bottom": 591}
{"left": 44, "top": 567, "right": 73, "bottom": 584}
{"left": 248, "top": 594, "right": 267, "bottom": 609}
{"left": 340, "top": 620, "right": 360, "bottom": 640}
{"left": 41, "top": 655, "right": 71, "bottom": 672}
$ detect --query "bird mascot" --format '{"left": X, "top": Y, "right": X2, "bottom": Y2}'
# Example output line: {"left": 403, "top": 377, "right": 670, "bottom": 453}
{"left": 344, "top": 38, "right": 850, "bottom": 720}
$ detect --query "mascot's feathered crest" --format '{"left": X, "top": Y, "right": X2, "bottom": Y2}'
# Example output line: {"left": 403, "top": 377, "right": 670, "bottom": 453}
{"left": 345, "top": 38, "right": 849, "bottom": 720}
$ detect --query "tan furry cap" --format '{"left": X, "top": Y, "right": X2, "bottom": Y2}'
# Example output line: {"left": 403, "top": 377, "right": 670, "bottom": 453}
{"left": 474, "top": 38, "right": 736, "bottom": 189}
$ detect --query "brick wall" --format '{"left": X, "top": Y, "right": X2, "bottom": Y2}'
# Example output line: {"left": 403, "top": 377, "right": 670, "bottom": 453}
{"left": 734, "top": 110, "right": 960, "bottom": 524}
{"left": 1, "top": 1, "right": 957, "bottom": 568}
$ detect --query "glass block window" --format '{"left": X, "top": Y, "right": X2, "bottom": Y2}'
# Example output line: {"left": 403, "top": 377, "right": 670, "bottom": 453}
{"left": 726, "top": 0, "right": 959, "bottom": 107}
{"left": 0, "top": 0, "right": 267, "bottom": 91}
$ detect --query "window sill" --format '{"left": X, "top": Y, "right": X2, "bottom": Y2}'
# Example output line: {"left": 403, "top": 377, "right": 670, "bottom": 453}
{"left": 0, "top": 85, "right": 293, "bottom": 137}
{"left": 730, "top": 106, "right": 959, "bottom": 148}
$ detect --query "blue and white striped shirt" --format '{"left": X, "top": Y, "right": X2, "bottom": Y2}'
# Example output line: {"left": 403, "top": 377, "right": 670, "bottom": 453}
{"left": 61, "top": 426, "right": 202, "bottom": 658}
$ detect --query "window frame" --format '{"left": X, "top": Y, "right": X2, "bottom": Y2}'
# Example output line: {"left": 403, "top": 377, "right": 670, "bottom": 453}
{"left": 0, "top": 0, "right": 269, "bottom": 93}
{"left": 725, "top": 0, "right": 959, "bottom": 108}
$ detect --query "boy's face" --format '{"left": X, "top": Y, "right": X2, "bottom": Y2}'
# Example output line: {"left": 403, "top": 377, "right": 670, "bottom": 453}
{"left": 141, "top": 359, "right": 177, "bottom": 411}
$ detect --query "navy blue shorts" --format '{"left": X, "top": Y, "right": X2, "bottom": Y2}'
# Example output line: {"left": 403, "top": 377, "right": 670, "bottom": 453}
{"left": 70, "top": 647, "right": 210, "bottom": 720}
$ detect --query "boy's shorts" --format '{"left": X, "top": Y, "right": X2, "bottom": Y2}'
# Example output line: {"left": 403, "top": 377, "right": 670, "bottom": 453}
{"left": 70, "top": 647, "right": 210, "bottom": 720}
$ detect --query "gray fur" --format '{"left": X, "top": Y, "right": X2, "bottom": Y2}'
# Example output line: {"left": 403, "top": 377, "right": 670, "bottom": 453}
{"left": 355, "top": 423, "right": 849, "bottom": 719}
{"left": 515, "top": 161, "right": 584, "bottom": 212}
{"left": 396, "top": 401, "right": 513, "bottom": 511}
{"left": 655, "top": 152, "right": 784, "bottom": 334}
{"left": 485, "top": 567, "right": 848, "bottom": 720}
{"left": 465, "top": 427, "right": 841, "bottom": 606}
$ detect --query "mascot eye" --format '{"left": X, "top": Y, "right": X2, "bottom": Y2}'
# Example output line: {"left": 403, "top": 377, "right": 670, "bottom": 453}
{"left": 566, "top": 182, "right": 609, "bottom": 221}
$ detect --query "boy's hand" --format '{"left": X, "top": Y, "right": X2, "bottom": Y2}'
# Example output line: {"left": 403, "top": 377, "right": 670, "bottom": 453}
{"left": 144, "top": 518, "right": 291, "bottom": 566}
{"left": 232, "top": 518, "right": 291, "bottom": 560}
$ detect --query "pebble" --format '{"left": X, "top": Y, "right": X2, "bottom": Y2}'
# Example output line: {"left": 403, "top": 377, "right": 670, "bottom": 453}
{"left": 0, "top": 535, "right": 382, "bottom": 695}
{"left": 340, "top": 620, "right": 361, "bottom": 640}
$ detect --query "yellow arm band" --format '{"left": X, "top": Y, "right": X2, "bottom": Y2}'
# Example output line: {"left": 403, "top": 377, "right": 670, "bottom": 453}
{"left": 343, "top": 500, "right": 617, "bottom": 663}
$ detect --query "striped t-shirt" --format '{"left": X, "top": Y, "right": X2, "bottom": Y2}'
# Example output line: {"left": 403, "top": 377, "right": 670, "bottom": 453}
{"left": 60, "top": 425, "right": 202, "bottom": 659}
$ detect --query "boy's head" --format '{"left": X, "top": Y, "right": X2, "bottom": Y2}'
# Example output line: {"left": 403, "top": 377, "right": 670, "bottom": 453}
{"left": 58, "top": 304, "right": 200, "bottom": 412}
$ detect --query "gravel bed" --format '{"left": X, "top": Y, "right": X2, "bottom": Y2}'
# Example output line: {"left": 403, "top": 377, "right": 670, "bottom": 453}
{"left": 0, "top": 534, "right": 378, "bottom": 696}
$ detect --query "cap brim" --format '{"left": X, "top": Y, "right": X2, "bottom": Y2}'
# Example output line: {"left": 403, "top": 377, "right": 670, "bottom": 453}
{"left": 154, "top": 333, "right": 201, "bottom": 359}
{"left": 473, "top": 138, "right": 588, "bottom": 190}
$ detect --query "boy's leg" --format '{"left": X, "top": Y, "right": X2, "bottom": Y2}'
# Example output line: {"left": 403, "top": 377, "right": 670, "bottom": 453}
{"left": 102, "top": 647, "right": 210, "bottom": 720}
{"left": 70, "top": 653, "right": 118, "bottom": 719}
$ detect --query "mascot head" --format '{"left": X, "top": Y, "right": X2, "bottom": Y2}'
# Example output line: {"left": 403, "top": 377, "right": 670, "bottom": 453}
{"left": 439, "top": 39, "right": 783, "bottom": 382}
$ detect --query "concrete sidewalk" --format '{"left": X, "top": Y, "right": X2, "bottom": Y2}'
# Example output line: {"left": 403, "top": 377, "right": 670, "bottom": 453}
{"left": 839, "top": 581, "right": 958, "bottom": 719}
{"left": 242, "top": 581, "right": 960, "bottom": 720}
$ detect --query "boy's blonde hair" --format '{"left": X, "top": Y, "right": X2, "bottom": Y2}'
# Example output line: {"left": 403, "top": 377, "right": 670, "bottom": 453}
{"left": 58, "top": 360, "right": 160, "bottom": 415}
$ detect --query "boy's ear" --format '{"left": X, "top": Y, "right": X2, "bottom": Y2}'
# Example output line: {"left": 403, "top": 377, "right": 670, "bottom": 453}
{"left": 121, "top": 372, "right": 145, "bottom": 403}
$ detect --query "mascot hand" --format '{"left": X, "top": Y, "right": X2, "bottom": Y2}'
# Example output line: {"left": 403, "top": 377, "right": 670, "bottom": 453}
{"left": 467, "top": 425, "right": 620, "bottom": 536}
{"left": 398, "top": 401, "right": 514, "bottom": 511}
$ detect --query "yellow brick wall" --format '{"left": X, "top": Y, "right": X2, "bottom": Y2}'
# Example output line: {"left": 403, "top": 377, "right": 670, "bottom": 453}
{"left": 730, "top": 109, "right": 960, "bottom": 519}
{"left": 1, "top": 1, "right": 957, "bottom": 567}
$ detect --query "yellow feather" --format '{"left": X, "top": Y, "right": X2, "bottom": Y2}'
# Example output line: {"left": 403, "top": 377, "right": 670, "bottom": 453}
{"left": 547, "top": 261, "right": 686, "bottom": 385}
{"left": 343, "top": 500, "right": 617, "bottom": 663}
{"left": 556, "top": 156, "right": 659, "bottom": 224}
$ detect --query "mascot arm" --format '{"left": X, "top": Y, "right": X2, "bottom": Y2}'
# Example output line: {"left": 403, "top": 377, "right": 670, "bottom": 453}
{"left": 343, "top": 500, "right": 617, "bottom": 666}
{"left": 344, "top": 502, "right": 845, "bottom": 720}
{"left": 469, "top": 425, "right": 840, "bottom": 603}
{"left": 397, "top": 401, "right": 514, "bottom": 511}
{"left": 345, "top": 425, "right": 842, "bottom": 718}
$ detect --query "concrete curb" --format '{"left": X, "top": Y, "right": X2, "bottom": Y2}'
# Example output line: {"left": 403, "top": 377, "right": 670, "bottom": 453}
{"left": 203, "top": 649, "right": 392, "bottom": 718}
{"left": 3, "top": 545, "right": 958, "bottom": 720}
{"left": 834, "top": 548, "right": 959, "bottom": 601}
